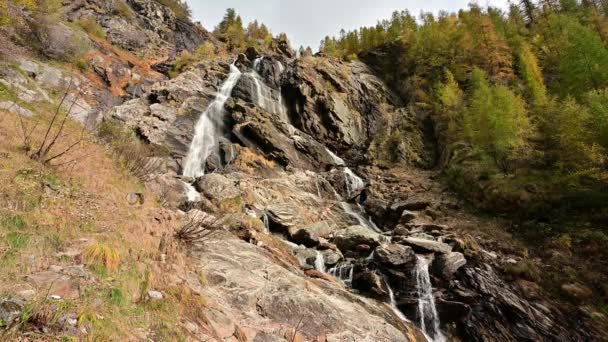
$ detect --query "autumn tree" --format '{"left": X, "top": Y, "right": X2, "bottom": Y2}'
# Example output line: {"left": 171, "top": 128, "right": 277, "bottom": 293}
{"left": 464, "top": 69, "right": 530, "bottom": 170}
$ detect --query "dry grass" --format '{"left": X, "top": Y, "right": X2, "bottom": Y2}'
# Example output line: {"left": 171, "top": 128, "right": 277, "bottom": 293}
{"left": 232, "top": 146, "right": 276, "bottom": 175}
{"left": 0, "top": 110, "right": 188, "bottom": 338}
{"left": 83, "top": 242, "right": 120, "bottom": 271}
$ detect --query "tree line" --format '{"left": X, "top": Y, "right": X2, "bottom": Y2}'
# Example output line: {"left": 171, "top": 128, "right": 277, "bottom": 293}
{"left": 320, "top": 1, "right": 608, "bottom": 186}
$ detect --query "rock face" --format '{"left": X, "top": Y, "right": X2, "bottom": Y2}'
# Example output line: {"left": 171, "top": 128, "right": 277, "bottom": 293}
{"left": 190, "top": 232, "right": 424, "bottom": 341}
{"left": 98, "top": 50, "right": 608, "bottom": 341}
{"left": 63, "top": 0, "right": 215, "bottom": 59}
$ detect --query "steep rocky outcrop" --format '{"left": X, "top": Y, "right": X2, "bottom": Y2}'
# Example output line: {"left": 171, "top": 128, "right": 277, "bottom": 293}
{"left": 2, "top": 2, "right": 607, "bottom": 339}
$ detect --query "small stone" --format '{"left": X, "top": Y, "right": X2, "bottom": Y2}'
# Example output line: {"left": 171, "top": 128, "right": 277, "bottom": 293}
{"left": 148, "top": 290, "right": 163, "bottom": 300}
{"left": 126, "top": 192, "right": 144, "bottom": 205}
{"left": 50, "top": 295, "right": 62, "bottom": 300}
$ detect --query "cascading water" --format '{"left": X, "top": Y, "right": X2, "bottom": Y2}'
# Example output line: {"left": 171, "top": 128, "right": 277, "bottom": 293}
{"left": 325, "top": 148, "right": 381, "bottom": 233}
{"left": 328, "top": 262, "right": 354, "bottom": 286}
{"left": 314, "top": 251, "right": 326, "bottom": 273}
{"left": 414, "top": 255, "right": 446, "bottom": 342}
{"left": 183, "top": 63, "right": 242, "bottom": 178}
{"left": 383, "top": 275, "right": 410, "bottom": 323}
{"left": 262, "top": 212, "right": 270, "bottom": 234}
{"left": 184, "top": 182, "right": 201, "bottom": 202}
{"left": 248, "top": 57, "right": 289, "bottom": 121}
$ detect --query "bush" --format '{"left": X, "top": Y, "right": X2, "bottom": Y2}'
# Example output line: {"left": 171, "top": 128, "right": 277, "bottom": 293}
{"left": 194, "top": 42, "right": 215, "bottom": 60}
{"left": 154, "top": 0, "right": 191, "bottom": 21}
{"left": 113, "top": 0, "right": 133, "bottom": 18}
{"left": 98, "top": 120, "right": 162, "bottom": 181}
{"left": 76, "top": 17, "right": 106, "bottom": 39}
{"left": 83, "top": 242, "right": 120, "bottom": 271}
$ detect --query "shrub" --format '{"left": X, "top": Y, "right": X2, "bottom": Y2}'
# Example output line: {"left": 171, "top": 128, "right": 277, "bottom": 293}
{"left": 76, "top": 17, "right": 106, "bottom": 39}
{"left": 98, "top": 120, "right": 161, "bottom": 181}
{"left": 114, "top": 0, "right": 133, "bottom": 18}
{"left": 154, "top": 0, "right": 191, "bottom": 21}
{"left": 194, "top": 42, "right": 215, "bottom": 60}
{"left": 83, "top": 242, "right": 120, "bottom": 271}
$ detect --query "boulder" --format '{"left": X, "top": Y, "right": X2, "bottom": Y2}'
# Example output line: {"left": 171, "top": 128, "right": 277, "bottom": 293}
{"left": 334, "top": 225, "right": 381, "bottom": 253}
{"left": 400, "top": 210, "right": 417, "bottom": 224}
{"left": 561, "top": 283, "right": 593, "bottom": 301}
{"left": 432, "top": 252, "right": 467, "bottom": 279}
{"left": 0, "top": 298, "right": 24, "bottom": 327}
{"left": 196, "top": 174, "right": 240, "bottom": 201}
{"left": 321, "top": 249, "right": 343, "bottom": 267}
{"left": 289, "top": 221, "right": 333, "bottom": 247}
{"left": 390, "top": 197, "right": 432, "bottom": 213}
{"left": 267, "top": 203, "right": 300, "bottom": 229}
{"left": 403, "top": 237, "right": 452, "bottom": 254}
{"left": 374, "top": 244, "right": 416, "bottom": 267}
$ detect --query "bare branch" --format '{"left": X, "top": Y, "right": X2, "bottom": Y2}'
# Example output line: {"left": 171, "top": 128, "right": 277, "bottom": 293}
{"left": 34, "top": 78, "right": 73, "bottom": 158}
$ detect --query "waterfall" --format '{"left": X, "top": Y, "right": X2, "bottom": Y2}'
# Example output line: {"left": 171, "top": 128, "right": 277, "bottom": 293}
{"left": 262, "top": 212, "right": 270, "bottom": 234}
{"left": 249, "top": 57, "right": 289, "bottom": 121}
{"left": 325, "top": 148, "right": 380, "bottom": 233}
{"left": 340, "top": 202, "right": 381, "bottom": 233}
{"left": 325, "top": 148, "right": 364, "bottom": 198}
{"left": 328, "top": 262, "right": 354, "bottom": 286}
{"left": 326, "top": 148, "right": 346, "bottom": 166}
{"left": 183, "top": 63, "right": 242, "bottom": 178}
{"left": 384, "top": 275, "right": 410, "bottom": 323}
{"left": 184, "top": 182, "right": 201, "bottom": 202}
{"left": 414, "top": 255, "right": 446, "bottom": 342}
{"left": 314, "top": 251, "right": 326, "bottom": 273}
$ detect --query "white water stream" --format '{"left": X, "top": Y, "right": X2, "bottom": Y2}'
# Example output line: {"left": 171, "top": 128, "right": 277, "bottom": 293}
{"left": 415, "top": 255, "right": 446, "bottom": 342}
{"left": 249, "top": 57, "right": 289, "bottom": 121}
{"left": 314, "top": 251, "right": 326, "bottom": 273}
{"left": 328, "top": 262, "right": 354, "bottom": 286}
{"left": 183, "top": 63, "right": 242, "bottom": 178}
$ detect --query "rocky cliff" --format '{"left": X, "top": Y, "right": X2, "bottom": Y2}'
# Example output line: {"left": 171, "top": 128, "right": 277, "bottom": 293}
{"left": 1, "top": 1, "right": 607, "bottom": 341}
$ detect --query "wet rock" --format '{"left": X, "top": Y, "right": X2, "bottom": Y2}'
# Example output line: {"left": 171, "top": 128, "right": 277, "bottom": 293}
{"left": 334, "top": 225, "right": 381, "bottom": 253}
{"left": 196, "top": 173, "right": 240, "bottom": 201}
{"left": 432, "top": 252, "right": 466, "bottom": 279}
{"left": 288, "top": 221, "right": 333, "bottom": 247}
{"left": 352, "top": 269, "right": 386, "bottom": 297}
{"left": 374, "top": 244, "right": 416, "bottom": 267}
{"left": 403, "top": 237, "right": 452, "bottom": 254}
{"left": 321, "top": 249, "right": 343, "bottom": 267}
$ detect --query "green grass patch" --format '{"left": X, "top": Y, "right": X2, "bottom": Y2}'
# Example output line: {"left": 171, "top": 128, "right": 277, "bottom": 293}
{"left": 1, "top": 214, "right": 26, "bottom": 230}
{"left": 6, "top": 232, "right": 29, "bottom": 250}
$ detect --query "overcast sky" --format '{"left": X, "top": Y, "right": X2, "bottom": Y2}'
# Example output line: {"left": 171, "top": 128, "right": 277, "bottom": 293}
{"left": 187, "top": 0, "right": 511, "bottom": 50}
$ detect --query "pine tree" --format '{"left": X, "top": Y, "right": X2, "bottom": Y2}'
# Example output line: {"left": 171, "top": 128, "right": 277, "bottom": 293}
{"left": 546, "top": 15, "right": 608, "bottom": 99}
{"left": 464, "top": 69, "right": 530, "bottom": 170}
{"left": 517, "top": 42, "right": 548, "bottom": 107}
{"left": 586, "top": 89, "right": 608, "bottom": 149}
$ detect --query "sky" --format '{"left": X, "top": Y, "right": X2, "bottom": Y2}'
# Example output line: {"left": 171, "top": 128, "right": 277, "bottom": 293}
{"left": 187, "top": 0, "right": 511, "bottom": 51}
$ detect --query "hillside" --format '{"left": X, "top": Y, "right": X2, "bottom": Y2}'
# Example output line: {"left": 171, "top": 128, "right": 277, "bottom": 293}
{"left": 0, "top": 1, "right": 607, "bottom": 341}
